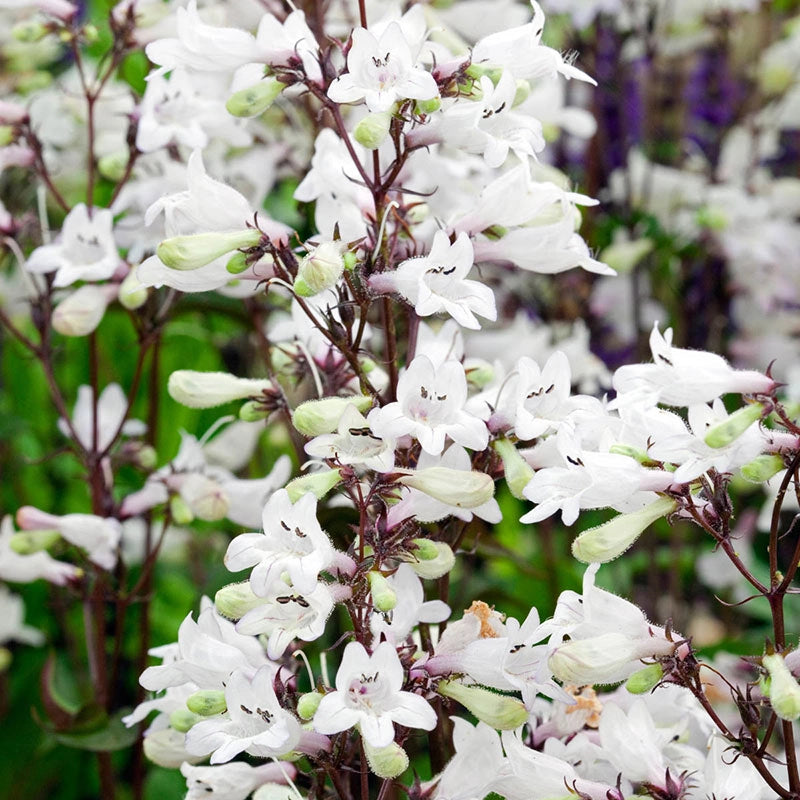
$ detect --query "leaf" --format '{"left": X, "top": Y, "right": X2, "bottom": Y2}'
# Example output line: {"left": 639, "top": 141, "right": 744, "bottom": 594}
{"left": 40, "top": 652, "right": 82, "bottom": 727}
{"left": 53, "top": 709, "right": 139, "bottom": 752}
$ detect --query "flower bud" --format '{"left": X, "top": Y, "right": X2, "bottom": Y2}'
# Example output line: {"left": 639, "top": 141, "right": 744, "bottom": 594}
{"left": 353, "top": 111, "right": 393, "bottom": 150}
{"left": 464, "top": 358, "right": 494, "bottom": 388}
{"left": 396, "top": 468, "right": 494, "bottom": 509}
{"left": 157, "top": 229, "right": 262, "bottom": 271}
{"left": 704, "top": 403, "right": 764, "bottom": 449}
{"left": 410, "top": 538, "right": 440, "bottom": 561}
{"left": 414, "top": 97, "right": 441, "bottom": 114}
{"left": 186, "top": 689, "right": 227, "bottom": 717}
{"left": 215, "top": 581, "right": 265, "bottom": 621}
{"left": 132, "top": 444, "right": 158, "bottom": 470}
{"left": 0, "top": 126, "right": 14, "bottom": 147}
{"left": 97, "top": 151, "right": 128, "bottom": 182}
{"left": 512, "top": 79, "right": 530, "bottom": 107}
{"left": 437, "top": 680, "right": 527, "bottom": 730}
{"left": 52, "top": 285, "right": 110, "bottom": 337}
{"left": 492, "top": 439, "right": 534, "bottom": 500}
{"left": 608, "top": 444, "right": 652, "bottom": 464}
{"left": 741, "top": 454, "right": 785, "bottom": 483}
{"left": 9, "top": 529, "right": 61, "bottom": 554}
{"left": 168, "top": 370, "right": 274, "bottom": 409}
{"left": 294, "top": 242, "right": 346, "bottom": 296}
{"left": 143, "top": 728, "right": 202, "bottom": 768}
{"left": 169, "top": 495, "right": 194, "bottom": 525}
{"left": 571, "top": 496, "right": 677, "bottom": 564}
{"left": 285, "top": 469, "right": 343, "bottom": 502}
{"left": 239, "top": 400, "right": 271, "bottom": 422}
{"left": 598, "top": 238, "right": 653, "bottom": 275}
{"left": 170, "top": 708, "right": 202, "bottom": 732}
{"left": 226, "top": 251, "right": 249, "bottom": 274}
{"left": 762, "top": 653, "right": 800, "bottom": 721}
{"left": 407, "top": 541, "right": 455, "bottom": 580}
{"left": 226, "top": 77, "right": 285, "bottom": 117}
{"left": 292, "top": 396, "right": 372, "bottom": 436}
{"left": 297, "top": 691, "right": 322, "bottom": 720}
{"left": 362, "top": 740, "right": 409, "bottom": 779}
{"left": 368, "top": 571, "right": 397, "bottom": 612}
{"left": 180, "top": 475, "right": 228, "bottom": 521}
{"left": 625, "top": 663, "right": 664, "bottom": 695}
{"left": 118, "top": 269, "right": 148, "bottom": 310}
{"left": 465, "top": 64, "right": 503, "bottom": 86}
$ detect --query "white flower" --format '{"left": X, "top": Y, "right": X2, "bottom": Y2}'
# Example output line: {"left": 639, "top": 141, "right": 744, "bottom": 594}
{"left": 0, "top": 516, "right": 80, "bottom": 586}
{"left": 368, "top": 355, "right": 489, "bottom": 455}
{"left": 185, "top": 666, "right": 302, "bottom": 764}
{"left": 254, "top": 9, "right": 321, "bottom": 84}
{"left": 314, "top": 641, "right": 437, "bottom": 747}
{"left": 510, "top": 351, "right": 575, "bottom": 440}
{"left": 328, "top": 23, "right": 438, "bottom": 112}
{"left": 182, "top": 761, "right": 297, "bottom": 800}
{"left": 224, "top": 489, "right": 335, "bottom": 596}
{"left": 387, "top": 231, "right": 496, "bottom": 330}
{"left": 0, "top": 586, "right": 44, "bottom": 647}
{"left": 26, "top": 203, "right": 119, "bottom": 288}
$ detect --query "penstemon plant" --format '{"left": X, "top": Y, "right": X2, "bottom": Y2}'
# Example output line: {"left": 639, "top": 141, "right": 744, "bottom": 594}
{"left": 2, "top": 1, "right": 800, "bottom": 799}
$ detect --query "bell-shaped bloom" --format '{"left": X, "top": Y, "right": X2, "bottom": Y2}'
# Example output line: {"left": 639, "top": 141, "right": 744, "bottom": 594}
{"left": 224, "top": 489, "right": 335, "bottom": 596}
{"left": 26, "top": 203, "right": 119, "bottom": 287}
{"left": 328, "top": 23, "right": 438, "bottom": 112}
{"left": 314, "top": 641, "right": 437, "bottom": 747}
{"left": 185, "top": 666, "right": 302, "bottom": 764}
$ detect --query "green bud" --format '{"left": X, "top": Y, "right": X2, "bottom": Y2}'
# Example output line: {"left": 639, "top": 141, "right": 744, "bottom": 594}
{"left": 239, "top": 400, "right": 271, "bottom": 422}
{"left": 362, "top": 739, "right": 409, "bottom": 779}
{"left": 396, "top": 467, "right": 494, "bottom": 509}
{"left": 226, "top": 251, "right": 250, "bottom": 274}
{"left": 763, "top": 653, "right": 800, "bottom": 721}
{"left": 464, "top": 358, "right": 494, "bottom": 388}
{"left": 625, "top": 663, "right": 664, "bottom": 694}
{"left": 368, "top": 571, "right": 397, "bottom": 612}
{"left": 169, "top": 708, "right": 203, "bottom": 732}
{"left": 170, "top": 495, "right": 194, "bottom": 525}
{"left": 83, "top": 24, "right": 99, "bottom": 43}
{"left": 157, "top": 229, "right": 262, "bottom": 271}
{"left": 168, "top": 370, "right": 274, "bottom": 409}
{"left": 9, "top": 529, "right": 61, "bottom": 555}
{"left": 353, "top": 111, "right": 393, "bottom": 150}
{"left": 608, "top": 444, "right": 652, "bottom": 464}
{"left": 133, "top": 444, "right": 158, "bottom": 470}
{"left": 226, "top": 77, "right": 285, "bottom": 117}
{"left": 118, "top": 269, "right": 148, "bottom": 310}
{"left": 186, "top": 689, "right": 228, "bottom": 717}
{"left": 407, "top": 541, "right": 455, "bottom": 580}
{"left": 291, "top": 396, "right": 373, "bottom": 436}
{"left": 0, "top": 647, "right": 11, "bottom": 672}
{"left": 571, "top": 496, "right": 677, "bottom": 564}
{"left": 696, "top": 206, "right": 729, "bottom": 232}
{"left": 0, "top": 126, "right": 15, "bottom": 147}
{"left": 741, "top": 454, "right": 785, "bottom": 483}
{"left": 285, "top": 469, "right": 344, "bottom": 502}
{"left": 512, "top": 79, "right": 530, "bottom": 107}
{"left": 410, "top": 538, "right": 440, "bottom": 561}
{"left": 465, "top": 64, "right": 504, "bottom": 86}
{"left": 598, "top": 238, "right": 654, "bottom": 275}
{"left": 343, "top": 251, "right": 358, "bottom": 271}
{"left": 295, "top": 242, "right": 346, "bottom": 296}
{"left": 296, "top": 691, "right": 322, "bottom": 720}
{"left": 415, "top": 96, "right": 441, "bottom": 114}
{"left": 13, "top": 20, "right": 50, "bottom": 43}
{"left": 437, "top": 680, "right": 527, "bottom": 730}
{"left": 492, "top": 439, "right": 534, "bottom": 500}
{"left": 704, "top": 403, "right": 764, "bottom": 449}
{"left": 215, "top": 581, "right": 265, "bottom": 621}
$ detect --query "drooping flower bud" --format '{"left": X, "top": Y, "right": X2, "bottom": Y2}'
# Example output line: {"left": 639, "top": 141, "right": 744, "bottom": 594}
{"left": 52, "top": 285, "right": 112, "bottom": 337}
{"left": 297, "top": 692, "right": 323, "bottom": 720}
{"left": 226, "top": 77, "right": 285, "bottom": 117}
{"left": 215, "top": 581, "right": 266, "bottom": 620}
{"left": 239, "top": 400, "right": 271, "bottom": 421}
{"left": 362, "top": 740, "right": 409, "bottom": 779}
{"left": 294, "top": 242, "right": 346, "bottom": 297}
{"left": 625, "top": 663, "right": 664, "bottom": 695}
{"left": 353, "top": 111, "right": 393, "bottom": 150}
{"left": 157, "top": 229, "right": 262, "bottom": 271}
{"left": 169, "top": 495, "right": 194, "bottom": 525}
{"left": 396, "top": 468, "right": 494, "bottom": 509}
{"left": 186, "top": 689, "right": 227, "bottom": 717}
{"left": 410, "top": 538, "right": 440, "bottom": 561}
{"left": 226, "top": 251, "right": 249, "bottom": 274}
{"left": 762, "top": 653, "right": 800, "bottom": 721}
{"left": 9, "top": 529, "right": 61, "bottom": 554}
{"left": 492, "top": 439, "right": 534, "bottom": 500}
{"left": 406, "top": 541, "right": 455, "bottom": 579}
{"left": 168, "top": 370, "right": 274, "bottom": 409}
{"left": 169, "top": 708, "right": 202, "bottom": 732}
{"left": 179, "top": 475, "right": 229, "bottom": 521}
{"left": 118, "top": 270, "right": 148, "bottom": 310}
{"left": 285, "top": 469, "right": 343, "bottom": 502}
{"left": 741, "top": 454, "right": 785, "bottom": 483}
{"left": 368, "top": 571, "right": 397, "bottom": 612}
{"left": 97, "top": 151, "right": 128, "bottom": 182}
{"left": 437, "top": 680, "right": 527, "bottom": 730}
{"left": 292, "top": 396, "right": 372, "bottom": 436}
{"left": 571, "top": 496, "right": 677, "bottom": 564}
{"left": 704, "top": 403, "right": 765, "bottom": 449}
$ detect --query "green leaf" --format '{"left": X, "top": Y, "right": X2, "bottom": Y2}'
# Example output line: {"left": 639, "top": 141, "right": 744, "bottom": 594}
{"left": 53, "top": 709, "right": 139, "bottom": 752}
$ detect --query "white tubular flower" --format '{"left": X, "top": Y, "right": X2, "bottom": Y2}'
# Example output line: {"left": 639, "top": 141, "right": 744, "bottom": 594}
{"left": 511, "top": 351, "right": 575, "bottom": 440}
{"left": 368, "top": 355, "right": 489, "bottom": 456}
{"left": 0, "top": 516, "right": 80, "bottom": 585}
{"left": 26, "top": 203, "right": 119, "bottom": 288}
{"left": 254, "top": 9, "right": 322, "bottom": 84}
{"left": 613, "top": 324, "right": 775, "bottom": 407}
{"left": 185, "top": 667, "right": 302, "bottom": 764}
{"left": 313, "top": 641, "right": 437, "bottom": 747}
{"left": 181, "top": 761, "right": 297, "bottom": 800}
{"left": 168, "top": 370, "right": 274, "bottom": 409}
{"left": 52, "top": 284, "right": 115, "bottom": 337}
{"left": 0, "top": 586, "right": 44, "bottom": 648}
{"left": 384, "top": 231, "right": 496, "bottom": 330}
{"left": 328, "top": 23, "right": 438, "bottom": 112}
{"left": 224, "top": 489, "right": 334, "bottom": 596}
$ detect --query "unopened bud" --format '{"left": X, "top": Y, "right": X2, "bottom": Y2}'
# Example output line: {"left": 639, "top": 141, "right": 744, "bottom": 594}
{"left": 362, "top": 739, "right": 409, "bottom": 779}
{"left": 169, "top": 708, "right": 202, "bottom": 732}
{"left": 297, "top": 691, "right": 322, "bottom": 720}
{"left": 118, "top": 269, "right": 148, "bottom": 310}
{"left": 571, "top": 496, "right": 677, "bottom": 564}
{"left": 168, "top": 370, "right": 273, "bottom": 409}
{"left": 9, "top": 529, "right": 61, "bottom": 554}
{"left": 492, "top": 439, "right": 534, "bottom": 500}
{"left": 226, "top": 77, "right": 285, "bottom": 117}
{"left": 215, "top": 581, "right": 265, "bottom": 620}
{"left": 437, "top": 680, "right": 527, "bottom": 730}
{"left": 625, "top": 663, "right": 664, "bottom": 694}
{"left": 415, "top": 96, "right": 441, "bottom": 114}
{"left": 0, "top": 126, "right": 14, "bottom": 147}
{"left": 13, "top": 19, "right": 50, "bottom": 41}
{"left": 598, "top": 238, "right": 653, "bottom": 275}
{"left": 52, "top": 285, "right": 110, "bottom": 337}
{"left": 763, "top": 653, "right": 800, "bottom": 721}
{"left": 608, "top": 444, "right": 652, "bottom": 463}
{"left": 295, "top": 242, "right": 346, "bottom": 296}
{"left": 292, "top": 396, "right": 372, "bottom": 436}
{"left": 368, "top": 571, "right": 397, "bottom": 612}
{"left": 741, "top": 454, "right": 785, "bottom": 483}
{"left": 180, "top": 475, "right": 228, "bottom": 521}
{"left": 157, "top": 229, "right": 262, "bottom": 271}
{"left": 226, "top": 251, "right": 249, "bottom": 274}
{"left": 285, "top": 469, "right": 343, "bottom": 502}
{"left": 132, "top": 444, "right": 158, "bottom": 470}
{"left": 704, "top": 403, "right": 764, "bottom": 449}
{"left": 512, "top": 79, "right": 530, "bottom": 107}
{"left": 186, "top": 689, "right": 227, "bottom": 717}
{"left": 406, "top": 541, "right": 455, "bottom": 579}
{"left": 410, "top": 538, "right": 439, "bottom": 561}
{"left": 169, "top": 495, "right": 194, "bottom": 525}
{"left": 465, "top": 64, "right": 503, "bottom": 86}
{"left": 239, "top": 400, "right": 271, "bottom": 421}
{"left": 353, "top": 111, "right": 393, "bottom": 150}
{"left": 464, "top": 358, "right": 494, "bottom": 388}
{"left": 396, "top": 468, "right": 494, "bottom": 509}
